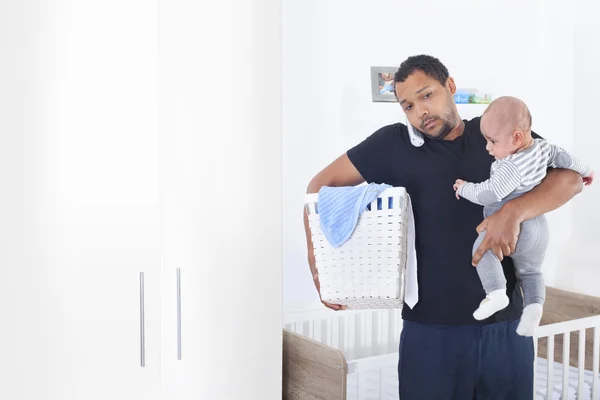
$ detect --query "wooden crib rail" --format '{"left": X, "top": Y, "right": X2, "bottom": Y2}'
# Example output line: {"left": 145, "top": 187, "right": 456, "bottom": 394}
{"left": 534, "top": 287, "right": 600, "bottom": 400}
{"left": 539, "top": 286, "right": 600, "bottom": 370}
{"left": 283, "top": 329, "right": 348, "bottom": 400}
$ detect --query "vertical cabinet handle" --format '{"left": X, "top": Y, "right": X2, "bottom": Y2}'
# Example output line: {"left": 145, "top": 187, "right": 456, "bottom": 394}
{"left": 140, "top": 272, "right": 146, "bottom": 367}
{"left": 177, "top": 268, "right": 182, "bottom": 360}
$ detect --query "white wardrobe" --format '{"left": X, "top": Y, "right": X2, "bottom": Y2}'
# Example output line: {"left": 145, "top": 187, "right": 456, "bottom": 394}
{"left": 0, "top": 1, "right": 282, "bottom": 399}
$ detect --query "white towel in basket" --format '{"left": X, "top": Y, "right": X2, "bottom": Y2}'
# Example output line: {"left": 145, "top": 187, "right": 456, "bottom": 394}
{"left": 405, "top": 194, "right": 418, "bottom": 308}
{"left": 317, "top": 183, "right": 391, "bottom": 248}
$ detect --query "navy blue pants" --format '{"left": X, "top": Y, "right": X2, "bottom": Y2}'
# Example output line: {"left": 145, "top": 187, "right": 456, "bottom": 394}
{"left": 398, "top": 319, "right": 534, "bottom": 400}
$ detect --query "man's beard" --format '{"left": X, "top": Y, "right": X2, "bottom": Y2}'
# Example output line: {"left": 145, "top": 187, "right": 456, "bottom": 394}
{"left": 419, "top": 118, "right": 454, "bottom": 140}
{"left": 417, "top": 105, "right": 458, "bottom": 140}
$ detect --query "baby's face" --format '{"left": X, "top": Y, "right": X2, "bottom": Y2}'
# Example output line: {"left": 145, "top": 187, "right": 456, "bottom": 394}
{"left": 480, "top": 114, "right": 519, "bottom": 160}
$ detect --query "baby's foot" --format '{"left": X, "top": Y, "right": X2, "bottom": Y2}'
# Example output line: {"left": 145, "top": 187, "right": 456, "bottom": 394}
{"left": 516, "top": 303, "right": 543, "bottom": 336}
{"left": 473, "top": 289, "right": 510, "bottom": 320}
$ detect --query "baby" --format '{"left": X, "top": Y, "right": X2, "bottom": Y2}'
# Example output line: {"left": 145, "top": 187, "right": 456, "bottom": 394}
{"left": 453, "top": 96, "right": 594, "bottom": 336}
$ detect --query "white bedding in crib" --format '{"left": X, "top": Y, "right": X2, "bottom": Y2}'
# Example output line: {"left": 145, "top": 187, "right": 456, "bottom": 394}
{"left": 345, "top": 357, "right": 598, "bottom": 400}
{"left": 535, "top": 357, "right": 597, "bottom": 400}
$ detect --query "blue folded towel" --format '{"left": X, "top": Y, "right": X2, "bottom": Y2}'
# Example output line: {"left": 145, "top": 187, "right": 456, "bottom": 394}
{"left": 317, "top": 183, "right": 392, "bottom": 248}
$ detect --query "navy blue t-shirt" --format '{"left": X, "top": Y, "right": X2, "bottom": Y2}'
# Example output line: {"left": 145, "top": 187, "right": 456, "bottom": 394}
{"left": 347, "top": 117, "right": 539, "bottom": 326}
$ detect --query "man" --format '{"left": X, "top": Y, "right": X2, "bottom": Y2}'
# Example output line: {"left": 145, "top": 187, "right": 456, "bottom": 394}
{"left": 303, "top": 55, "right": 583, "bottom": 399}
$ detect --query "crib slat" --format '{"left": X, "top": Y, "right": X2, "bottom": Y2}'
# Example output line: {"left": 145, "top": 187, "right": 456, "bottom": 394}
{"left": 341, "top": 315, "right": 348, "bottom": 352}
{"left": 593, "top": 326, "right": 599, "bottom": 400}
{"left": 547, "top": 334, "right": 554, "bottom": 399}
{"left": 578, "top": 329, "right": 586, "bottom": 398}
{"left": 381, "top": 310, "right": 389, "bottom": 352}
{"left": 377, "top": 310, "right": 384, "bottom": 349}
{"left": 393, "top": 311, "right": 401, "bottom": 347}
{"left": 348, "top": 314, "right": 355, "bottom": 354}
{"left": 313, "top": 319, "right": 322, "bottom": 343}
{"left": 562, "top": 333, "right": 570, "bottom": 399}
{"left": 326, "top": 318, "right": 333, "bottom": 346}
{"left": 332, "top": 316, "right": 340, "bottom": 349}
{"left": 365, "top": 310, "right": 373, "bottom": 350}
{"left": 360, "top": 312, "right": 367, "bottom": 349}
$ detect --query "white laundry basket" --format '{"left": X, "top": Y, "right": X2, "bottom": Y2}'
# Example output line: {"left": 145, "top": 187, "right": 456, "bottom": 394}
{"left": 305, "top": 187, "right": 411, "bottom": 309}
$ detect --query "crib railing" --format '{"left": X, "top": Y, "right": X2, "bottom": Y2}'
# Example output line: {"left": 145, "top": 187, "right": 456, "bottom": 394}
{"left": 284, "top": 309, "right": 600, "bottom": 399}
{"left": 534, "top": 314, "right": 600, "bottom": 400}
{"left": 283, "top": 308, "right": 403, "bottom": 364}
{"left": 284, "top": 308, "right": 403, "bottom": 398}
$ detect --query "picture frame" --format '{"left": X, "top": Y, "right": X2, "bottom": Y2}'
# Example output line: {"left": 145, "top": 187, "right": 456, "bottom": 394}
{"left": 370, "top": 66, "right": 398, "bottom": 103}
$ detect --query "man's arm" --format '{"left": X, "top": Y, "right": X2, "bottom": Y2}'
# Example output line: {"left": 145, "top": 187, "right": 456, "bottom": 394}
{"left": 472, "top": 168, "right": 583, "bottom": 265}
{"left": 304, "top": 153, "right": 365, "bottom": 310}
{"left": 503, "top": 168, "right": 583, "bottom": 223}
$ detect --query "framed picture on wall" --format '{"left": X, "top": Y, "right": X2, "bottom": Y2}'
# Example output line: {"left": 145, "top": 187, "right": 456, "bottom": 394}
{"left": 371, "top": 66, "right": 398, "bottom": 102}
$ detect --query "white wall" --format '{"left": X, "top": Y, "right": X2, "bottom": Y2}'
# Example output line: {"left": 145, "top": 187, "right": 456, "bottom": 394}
{"left": 553, "top": 0, "right": 600, "bottom": 297}
{"left": 282, "top": 0, "right": 581, "bottom": 311}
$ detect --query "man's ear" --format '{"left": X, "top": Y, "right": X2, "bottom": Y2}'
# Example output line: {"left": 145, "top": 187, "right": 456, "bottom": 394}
{"left": 447, "top": 77, "right": 457, "bottom": 95}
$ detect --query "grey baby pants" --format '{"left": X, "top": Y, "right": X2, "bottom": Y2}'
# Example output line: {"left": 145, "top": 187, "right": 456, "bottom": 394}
{"left": 473, "top": 203, "right": 549, "bottom": 307}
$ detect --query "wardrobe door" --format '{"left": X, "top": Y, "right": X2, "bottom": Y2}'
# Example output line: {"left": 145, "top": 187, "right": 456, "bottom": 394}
{"left": 0, "top": 1, "right": 162, "bottom": 399}
{"left": 159, "top": 0, "right": 282, "bottom": 399}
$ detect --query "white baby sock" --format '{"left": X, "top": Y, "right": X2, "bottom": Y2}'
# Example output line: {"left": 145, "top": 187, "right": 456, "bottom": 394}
{"left": 473, "top": 289, "right": 510, "bottom": 320}
{"left": 516, "top": 303, "right": 543, "bottom": 337}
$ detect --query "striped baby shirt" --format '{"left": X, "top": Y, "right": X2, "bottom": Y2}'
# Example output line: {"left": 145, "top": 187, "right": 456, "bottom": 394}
{"left": 458, "top": 139, "right": 592, "bottom": 206}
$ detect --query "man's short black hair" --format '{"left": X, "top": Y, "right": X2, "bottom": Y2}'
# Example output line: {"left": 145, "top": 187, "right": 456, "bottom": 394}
{"left": 394, "top": 55, "right": 450, "bottom": 89}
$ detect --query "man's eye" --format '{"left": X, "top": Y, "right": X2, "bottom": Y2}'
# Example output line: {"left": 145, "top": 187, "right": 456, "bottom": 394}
{"left": 424, "top": 93, "right": 432, "bottom": 99}
{"left": 404, "top": 105, "right": 412, "bottom": 111}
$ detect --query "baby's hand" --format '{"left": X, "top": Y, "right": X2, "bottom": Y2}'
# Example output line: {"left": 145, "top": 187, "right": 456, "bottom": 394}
{"left": 583, "top": 171, "right": 594, "bottom": 186}
{"left": 453, "top": 179, "right": 466, "bottom": 200}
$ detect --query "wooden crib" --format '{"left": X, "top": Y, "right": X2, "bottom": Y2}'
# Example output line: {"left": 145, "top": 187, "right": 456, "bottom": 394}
{"left": 283, "top": 287, "right": 600, "bottom": 400}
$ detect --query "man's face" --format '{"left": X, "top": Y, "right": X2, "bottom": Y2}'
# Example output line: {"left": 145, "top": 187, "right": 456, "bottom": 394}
{"left": 395, "top": 70, "right": 459, "bottom": 140}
